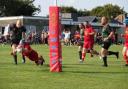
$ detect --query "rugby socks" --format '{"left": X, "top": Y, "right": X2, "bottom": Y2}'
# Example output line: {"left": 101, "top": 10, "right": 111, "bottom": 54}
{"left": 108, "top": 51, "right": 116, "bottom": 55}
{"left": 22, "top": 55, "right": 26, "bottom": 63}
{"left": 123, "top": 55, "right": 128, "bottom": 65}
{"left": 102, "top": 56, "right": 108, "bottom": 67}
{"left": 82, "top": 52, "right": 86, "bottom": 61}
{"left": 79, "top": 51, "right": 82, "bottom": 60}
{"left": 13, "top": 55, "right": 17, "bottom": 65}
{"left": 108, "top": 51, "right": 119, "bottom": 59}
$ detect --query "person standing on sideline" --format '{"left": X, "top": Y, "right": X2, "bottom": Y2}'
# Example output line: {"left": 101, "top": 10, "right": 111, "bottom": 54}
{"left": 3, "top": 24, "right": 10, "bottom": 44}
{"left": 64, "top": 30, "right": 71, "bottom": 46}
{"left": 41, "top": 31, "right": 45, "bottom": 44}
{"left": 10, "top": 20, "right": 26, "bottom": 64}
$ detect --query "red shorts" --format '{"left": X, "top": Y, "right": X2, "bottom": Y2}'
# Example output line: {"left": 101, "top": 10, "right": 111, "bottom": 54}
{"left": 83, "top": 41, "right": 94, "bottom": 49}
{"left": 124, "top": 47, "right": 128, "bottom": 56}
{"left": 24, "top": 50, "right": 38, "bottom": 61}
{"left": 125, "top": 43, "right": 128, "bottom": 48}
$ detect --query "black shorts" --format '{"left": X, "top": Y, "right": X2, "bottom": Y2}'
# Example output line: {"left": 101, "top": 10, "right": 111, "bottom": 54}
{"left": 101, "top": 40, "right": 111, "bottom": 50}
{"left": 78, "top": 39, "right": 84, "bottom": 47}
{"left": 11, "top": 39, "right": 20, "bottom": 46}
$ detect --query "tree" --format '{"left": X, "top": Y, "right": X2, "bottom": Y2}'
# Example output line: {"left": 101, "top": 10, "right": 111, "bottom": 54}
{"left": 61, "top": 6, "right": 77, "bottom": 13}
{"left": 60, "top": 4, "right": 126, "bottom": 19}
{"left": 90, "top": 4, "right": 124, "bottom": 19}
{"left": 77, "top": 9, "right": 90, "bottom": 16}
{"left": 61, "top": 6, "right": 90, "bottom": 16}
{"left": 90, "top": 6, "right": 103, "bottom": 17}
{"left": 0, "top": 0, "right": 40, "bottom": 16}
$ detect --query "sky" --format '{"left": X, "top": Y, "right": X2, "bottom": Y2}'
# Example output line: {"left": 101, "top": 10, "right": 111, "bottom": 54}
{"left": 34, "top": 0, "right": 128, "bottom": 16}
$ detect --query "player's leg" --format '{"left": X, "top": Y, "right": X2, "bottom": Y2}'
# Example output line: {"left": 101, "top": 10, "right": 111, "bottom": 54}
{"left": 27, "top": 50, "right": 45, "bottom": 65}
{"left": 101, "top": 48, "right": 108, "bottom": 67}
{"left": 11, "top": 44, "right": 18, "bottom": 65}
{"left": 89, "top": 42, "right": 99, "bottom": 57}
{"left": 126, "top": 48, "right": 128, "bottom": 66}
{"left": 82, "top": 48, "right": 86, "bottom": 61}
{"left": 100, "top": 41, "right": 111, "bottom": 67}
{"left": 38, "top": 55, "right": 45, "bottom": 65}
{"left": 22, "top": 53, "right": 26, "bottom": 63}
{"left": 78, "top": 41, "right": 83, "bottom": 62}
{"left": 108, "top": 51, "right": 119, "bottom": 59}
{"left": 78, "top": 46, "right": 82, "bottom": 61}
{"left": 64, "top": 39, "right": 67, "bottom": 46}
{"left": 27, "top": 50, "right": 39, "bottom": 65}
{"left": 122, "top": 47, "right": 128, "bottom": 66}
{"left": 67, "top": 39, "right": 70, "bottom": 46}
{"left": 82, "top": 42, "right": 88, "bottom": 62}
{"left": 90, "top": 49, "right": 99, "bottom": 56}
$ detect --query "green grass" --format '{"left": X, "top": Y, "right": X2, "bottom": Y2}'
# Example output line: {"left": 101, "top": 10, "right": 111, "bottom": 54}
{"left": 0, "top": 44, "right": 128, "bottom": 89}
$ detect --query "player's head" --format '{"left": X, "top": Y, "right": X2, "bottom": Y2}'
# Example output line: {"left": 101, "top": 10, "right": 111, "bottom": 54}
{"left": 84, "top": 21, "right": 90, "bottom": 28}
{"left": 38, "top": 55, "right": 45, "bottom": 65}
{"left": 101, "top": 16, "right": 108, "bottom": 25}
{"left": 19, "top": 39, "right": 25, "bottom": 45}
{"left": 79, "top": 23, "right": 85, "bottom": 29}
{"left": 16, "top": 20, "right": 22, "bottom": 28}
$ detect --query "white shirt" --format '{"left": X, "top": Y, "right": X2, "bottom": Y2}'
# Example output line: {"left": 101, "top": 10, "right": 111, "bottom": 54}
{"left": 64, "top": 32, "right": 71, "bottom": 39}
{"left": 3, "top": 24, "right": 10, "bottom": 36}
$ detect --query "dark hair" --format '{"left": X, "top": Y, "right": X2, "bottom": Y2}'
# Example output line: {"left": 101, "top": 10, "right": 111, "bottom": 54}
{"left": 79, "top": 23, "right": 85, "bottom": 29}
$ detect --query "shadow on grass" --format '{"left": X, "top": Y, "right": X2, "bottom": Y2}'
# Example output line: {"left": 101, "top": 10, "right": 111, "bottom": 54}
{"left": 62, "top": 63, "right": 100, "bottom": 68}
{"left": 63, "top": 70, "right": 128, "bottom": 74}
{"left": 63, "top": 63, "right": 99, "bottom": 65}
{"left": 0, "top": 62, "right": 127, "bottom": 74}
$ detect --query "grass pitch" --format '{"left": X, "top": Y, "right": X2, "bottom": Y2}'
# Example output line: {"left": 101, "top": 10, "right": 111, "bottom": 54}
{"left": 0, "top": 44, "right": 128, "bottom": 89}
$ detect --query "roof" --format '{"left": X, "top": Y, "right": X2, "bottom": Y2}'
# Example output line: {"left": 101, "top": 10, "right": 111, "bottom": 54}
{"left": 0, "top": 16, "right": 48, "bottom": 21}
{"left": 0, "top": 16, "right": 124, "bottom": 28}
{"left": 110, "top": 19, "right": 123, "bottom": 25}
{"left": 72, "top": 21, "right": 123, "bottom": 28}
{"left": 0, "top": 16, "right": 73, "bottom": 26}
{"left": 78, "top": 16, "right": 98, "bottom": 22}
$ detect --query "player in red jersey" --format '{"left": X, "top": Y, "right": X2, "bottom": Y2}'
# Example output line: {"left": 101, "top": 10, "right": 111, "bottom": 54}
{"left": 82, "top": 21, "right": 98, "bottom": 62}
{"left": 122, "top": 17, "right": 128, "bottom": 66}
{"left": 16, "top": 40, "right": 45, "bottom": 65}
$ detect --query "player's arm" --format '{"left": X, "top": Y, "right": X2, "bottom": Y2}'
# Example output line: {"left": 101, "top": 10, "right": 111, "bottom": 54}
{"left": 80, "top": 29, "right": 84, "bottom": 38}
{"left": 89, "top": 29, "right": 96, "bottom": 35}
{"left": 89, "top": 31, "right": 95, "bottom": 35}
{"left": 22, "top": 32, "right": 26, "bottom": 40}
{"left": 23, "top": 44, "right": 32, "bottom": 53}
{"left": 107, "top": 31, "right": 114, "bottom": 39}
{"left": 104, "top": 31, "right": 114, "bottom": 41}
{"left": 22, "top": 27, "right": 26, "bottom": 40}
{"left": 106, "top": 26, "right": 114, "bottom": 40}
{"left": 97, "top": 35, "right": 103, "bottom": 38}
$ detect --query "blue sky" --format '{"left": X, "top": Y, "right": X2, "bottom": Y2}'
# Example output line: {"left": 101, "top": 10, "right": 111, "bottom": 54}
{"left": 34, "top": 0, "right": 128, "bottom": 16}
